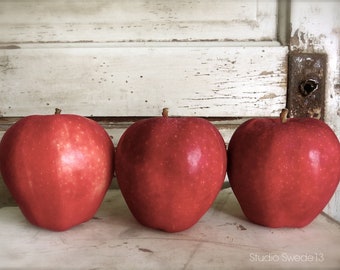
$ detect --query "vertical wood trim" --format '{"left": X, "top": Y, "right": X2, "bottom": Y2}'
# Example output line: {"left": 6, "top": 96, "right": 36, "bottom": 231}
{"left": 277, "top": 0, "right": 291, "bottom": 45}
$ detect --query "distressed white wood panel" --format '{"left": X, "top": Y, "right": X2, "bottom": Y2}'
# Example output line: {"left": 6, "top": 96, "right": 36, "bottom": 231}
{"left": 0, "top": 45, "right": 287, "bottom": 117}
{"left": 0, "top": 0, "right": 278, "bottom": 43}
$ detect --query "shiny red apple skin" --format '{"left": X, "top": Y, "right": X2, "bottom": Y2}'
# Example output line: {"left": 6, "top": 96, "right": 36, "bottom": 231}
{"left": 227, "top": 115, "right": 340, "bottom": 228}
{"left": 0, "top": 114, "right": 114, "bottom": 231}
{"left": 115, "top": 114, "right": 227, "bottom": 232}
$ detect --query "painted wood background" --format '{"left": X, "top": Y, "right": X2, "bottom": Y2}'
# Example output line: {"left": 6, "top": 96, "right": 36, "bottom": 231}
{"left": 0, "top": 45, "right": 287, "bottom": 117}
{"left": 0, "top": 0, "right": 277, "bottom": 42}
{"left": 0, "top": 0, "right": 284, "bottom": 118}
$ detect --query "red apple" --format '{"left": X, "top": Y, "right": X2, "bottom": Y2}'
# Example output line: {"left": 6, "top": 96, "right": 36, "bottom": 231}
{"left": 227, "top": 109, "right": 340, "bottom": 228}
{"left": 0, "top": 109, "right": 114, "bottom": 231}
{"left": 115, "top": 108, "right": 227, "bottom": 232}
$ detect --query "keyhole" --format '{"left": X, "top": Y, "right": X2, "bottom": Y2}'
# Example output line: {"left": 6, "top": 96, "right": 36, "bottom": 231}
{"left": 299, "top": 79, "right": 319, "bottom": 96}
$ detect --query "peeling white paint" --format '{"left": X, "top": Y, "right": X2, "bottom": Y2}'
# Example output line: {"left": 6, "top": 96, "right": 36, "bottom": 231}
{"left": 0, "top": 0, "right": 278, "bottom": 43}
{"left": 0, "top": 46, "right": 287, "bottom": 117}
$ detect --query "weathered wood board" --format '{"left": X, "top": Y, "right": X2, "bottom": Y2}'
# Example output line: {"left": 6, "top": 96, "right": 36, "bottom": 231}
{"left": 0, "top": 45, "right": 287, "bottom": 117}
{"left": 0, "top": 0, "right": 277, "bottom": 43}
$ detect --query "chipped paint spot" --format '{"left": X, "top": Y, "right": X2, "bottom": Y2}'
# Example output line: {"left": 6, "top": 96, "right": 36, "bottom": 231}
{"left": 138, "top": 248, "right": 153, "bottom": 253}
{"left": 290, "top": 29, "right": 326, "bottom": 53}
{"left": 259, "top": 71, "right": 274, "bottom": 76}
{"left": 0, "top": 56, "right": 15, "bottom": 73}
{"left": 259, "top": 93, "right": 278, "bottom": 100}
{"left": 0, "top": 45, "right": 21, "bottom": 49}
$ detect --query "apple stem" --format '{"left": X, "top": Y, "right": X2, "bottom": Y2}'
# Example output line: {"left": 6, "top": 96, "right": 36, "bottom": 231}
{"left": 55, "top": 108, "right": 62, "bottom": 115}
{"left": 280, "top": 108, "right": 289, "bottom": 123}
{"left": 162, "top": 108, "right": 169, "bottom": 118}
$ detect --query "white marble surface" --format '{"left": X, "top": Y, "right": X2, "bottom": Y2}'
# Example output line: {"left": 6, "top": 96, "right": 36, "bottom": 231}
{"left": 0, "top": 189, "right": 339, "bottom": 269}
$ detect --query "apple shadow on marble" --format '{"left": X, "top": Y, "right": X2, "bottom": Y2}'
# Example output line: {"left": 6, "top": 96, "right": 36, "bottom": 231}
{"left": 211, "top": 186, "right": 249, "bottom": 222}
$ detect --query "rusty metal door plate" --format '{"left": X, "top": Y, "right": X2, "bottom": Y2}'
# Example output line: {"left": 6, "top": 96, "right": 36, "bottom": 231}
{"left": 287, "top": 53, "right": 327, "bottom": 120}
